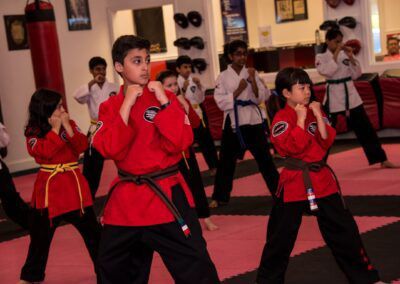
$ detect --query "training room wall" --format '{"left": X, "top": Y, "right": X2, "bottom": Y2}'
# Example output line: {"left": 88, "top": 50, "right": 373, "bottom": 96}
{"left": 0, "top": 0, "right": 113, "bottom": 172}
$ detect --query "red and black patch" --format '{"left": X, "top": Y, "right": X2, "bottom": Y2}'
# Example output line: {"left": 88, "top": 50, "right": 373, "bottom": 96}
{"left": 143, "top": 106, "right": 160, "bottom": 123}
{"left": 60, "top": 131, "right": 68, "bottom": 141}
{"left": 109, "top": 91, "right": 117, "bottom": 97}
{"left": 272, "top": 121, "right": 288, "bottom": 137}
{"left": 190, "top": 85, "right": 197, "bottom": 93}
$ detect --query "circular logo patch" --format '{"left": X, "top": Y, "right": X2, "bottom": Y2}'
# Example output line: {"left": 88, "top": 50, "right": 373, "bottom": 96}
{"left": 308, "top": 122, "right": 317, "bottom": 135}
{"left": 272, "top": 121, "right": 288, "bottom": 137}
{"left": 143, "top": 106, "right": 160, "bottom": 123}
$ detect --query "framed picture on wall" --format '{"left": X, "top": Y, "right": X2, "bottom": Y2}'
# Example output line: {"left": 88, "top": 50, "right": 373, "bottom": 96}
{"left": 3, "top": 15, "right": 29, "bottom": 51}
{"left": 65, "top": 0, "right": 92, "bottom": 31}
{"left": 275, "top": 0, "right": 308, "bottom": 23}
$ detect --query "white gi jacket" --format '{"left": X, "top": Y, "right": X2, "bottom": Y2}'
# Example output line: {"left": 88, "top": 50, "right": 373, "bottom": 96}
{"left": 74, "top": 81, "right": 119, "bottom": 121}
{"left": 315, "top": 49, "right": 363, "bottom": 113}
{"left": 214, "top": 65, "right": 267, "bottom": 129}
{"left": 0, "top": 122, "right": 10, "bottom": 170}
{"left": 177, "top": 75, "right": 205, "bottom": 119}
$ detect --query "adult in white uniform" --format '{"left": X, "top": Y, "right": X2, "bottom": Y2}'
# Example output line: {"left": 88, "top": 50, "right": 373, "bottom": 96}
{"left": 210, "top": 40, "right": 279, "bottom": 207}
{"left": 0, "top": 122, "right": 30, "bottom": 229}
{"left": 316, "top": 29, "right": 396, "bottom": 168}
{"left": 74, "top": 57, "right": 119, "bottom": 197}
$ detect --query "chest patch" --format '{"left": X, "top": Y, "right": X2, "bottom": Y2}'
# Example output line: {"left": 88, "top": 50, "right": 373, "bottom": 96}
{"left": 190, "top": 85, "right": 197, "bottom": 93}
{"left": 308, "top": 122, "right": 317, "bottom": 135}
{"left": 60, "top": 131, "right": 68, "bottom": 141}
{"left": 272, "top": 121, "right": 288, "bottom": 137}
{"left": 109, "top": 91, "right": 117, "bottom": 97}
{"left": 143, "top": 106, "right": 160, "bottom": 123}
{"left": 342, "top": 59, "right": 350, "bottom": 66}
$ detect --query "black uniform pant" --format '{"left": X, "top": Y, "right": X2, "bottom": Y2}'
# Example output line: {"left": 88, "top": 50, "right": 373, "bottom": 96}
{"left": 178, "top": 147, "right": 210, "bottom": 218}
{"left": 330, "top": 104, "right": 387, "bottom": 165}
{"left": 98, "top": 185, "right": 220, "bottom": 284}
{"left": 193, "top": 111, "right": 219, "bottom": 171}
{"left": 212, "top": 119, "right": 279, "bottom": 203}
{"left": 257, "top": 194, "right": 380, "bottom": 284}
{"left": 20, "top": 207, "right": 101, "bottom": 282}
{"left": 0, "top": 160, "right": 30, "bottom": 229}
{"left": 83, "top": 146, "right": 105, "bottom": 198}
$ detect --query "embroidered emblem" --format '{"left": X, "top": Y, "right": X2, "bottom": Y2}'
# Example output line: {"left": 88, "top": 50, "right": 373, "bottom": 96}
{"left": 60, "top": 131, "right": 68, "bottom": 141}
{"left": 307, "top": 122, "right": 317, "bottom": 135}
{"left": 342, "top": 59, "right": 350, "bottom": 66}
{"left": 28, "top": 138, "right": 37, "bottom": 149}
{"left": 272, "top": 121, "right": 288, "bottom": 137}
{"left": 109, "top": 91, "right": 117, "bottom": 97}
{"left": 190, "top": 85, "right": 197, "bottom": 93}
{"left": 143, "top": 106, "right": 160, "bottom": 123}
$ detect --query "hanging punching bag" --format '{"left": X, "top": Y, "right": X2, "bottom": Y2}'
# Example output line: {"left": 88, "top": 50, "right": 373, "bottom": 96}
{"left": 25, "top": 0, "right": 67, "bottom": 109}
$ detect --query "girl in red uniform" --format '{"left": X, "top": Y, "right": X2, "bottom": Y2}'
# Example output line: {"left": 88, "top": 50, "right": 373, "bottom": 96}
{"left": 157, "top": 70, "right": 218, "bottom": 231}
{"left": 19, "top": 89, "right": 100, "bottom": 284}
{"left": 256, "top": 68, "right": 383, "bottom": 284}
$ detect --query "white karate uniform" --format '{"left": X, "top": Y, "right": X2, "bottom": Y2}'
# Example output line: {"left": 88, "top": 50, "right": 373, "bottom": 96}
{"left": 74, "top": 81, "right": 119, "bottom": 121}
{"left": 214, "top": 65, "right": 267, "bottom": 129}
{"left": 177, "top": 75, "right": 205, "bottom": 119}
{"left": 315, "top": 49, "right": 363, "bottom": 113}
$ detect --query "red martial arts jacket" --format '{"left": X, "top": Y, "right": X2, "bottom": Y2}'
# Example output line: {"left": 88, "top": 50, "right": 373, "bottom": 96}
{"left": 93, "top": 85, "right": 195, "bottom": 226}
{"left": 270, "top": 104, "right": 339, "bottom": 202}
{"left": 26, "top": 120, "right": 92, "bottom": 219}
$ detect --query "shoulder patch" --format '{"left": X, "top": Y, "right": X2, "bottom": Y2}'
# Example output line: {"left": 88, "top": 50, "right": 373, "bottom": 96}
{"left": 272, "top": 121, "right": 288, "bottom": 137}
{"left": 28, "top": 138, "right": 37, "bottom": 149}
{"left": 307, "top": 122, "right": 317, "bottom": 135}
{"left": 60, "top": 131, "right": 68, "bottom": 141}
{"left": 190, "top": 85, "right": 197, "bottom": 93}
{"left": 143, "top": 106, "right": 160, "bottom": 123}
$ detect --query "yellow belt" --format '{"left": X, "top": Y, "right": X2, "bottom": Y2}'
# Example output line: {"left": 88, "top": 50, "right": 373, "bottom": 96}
{"left": 191, "top": 104, "right": 206, "bottom": 128}
{"left": 40, "top": 162, "right": 84, "bottom": 213}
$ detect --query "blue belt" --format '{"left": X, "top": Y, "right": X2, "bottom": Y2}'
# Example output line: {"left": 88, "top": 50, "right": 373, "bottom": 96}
{"left": 233, "top": 99, "right": 265, "bottom": 150}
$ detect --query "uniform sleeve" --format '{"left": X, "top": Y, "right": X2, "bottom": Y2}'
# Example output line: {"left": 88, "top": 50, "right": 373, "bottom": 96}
{"left": 349, "top": 59, "right": 362, "bottom": 80}
{"left": 252, "top": 72, "right": 266, "bottom": 104}
{"left": 315, "top": 53, "right": 339, "bottom": 77}
{"left": 153, "top": 97, "right": 194, "bottom": 154}
{"left": 26, "top": 131, "right": 65, "bottom": 160}
{"left": 73, "top": 84, "right": 91, "bottom": 104}
{"left": 314, "top": 116, "right": 336, "bottom": 150}
{"left": 0, "top": 123, "right": 10, "bottom": 148}
{"left": 187, "top": 100, "right": 201, "bottom": 129}
{"left": 270, "top": 115, "right": 312, "bottom": 157}
{"left": 214, "top": 73, "right": 234, "bottom": 112}
{"left": 65, "top": 120, "right": 88, "bottom": 154}
{"left": 92, "top": 100, "right": 136, "bottom": 161}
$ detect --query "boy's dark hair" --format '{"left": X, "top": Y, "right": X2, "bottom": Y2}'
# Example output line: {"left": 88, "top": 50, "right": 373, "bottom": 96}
{"left": 156, "top": 70, "right": 177, "bottom": 83}
{"left": 112, "top": 35, "right": 150, "bottom": 65}
{"left": 227, "top": 40, "right": 248, "bottom": 55}
{"left": 25, "top": 89, "right": 62, "bottom": 138}
{"left": 89, "top": 56, "right": 107, "bottom": 70}
{"left": 325, "top": 29, "right": 343, "bottom": 41}
{"left": 176, "top": 55, "right": 192, "bottom": 68}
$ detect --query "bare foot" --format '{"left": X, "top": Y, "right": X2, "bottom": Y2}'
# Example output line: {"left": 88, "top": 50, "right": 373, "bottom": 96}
{"left": 380, "top": 160, "right": 399, "bottom": 168}
{"left": 204, "top": 217, "right": 219, "bottom": 231}
{"left": 209, "top": 200, "right": 218, "bottom": 208}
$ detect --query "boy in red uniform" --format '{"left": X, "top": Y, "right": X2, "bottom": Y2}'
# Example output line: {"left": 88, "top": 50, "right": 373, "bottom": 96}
{"left": 256, "top": 68, "right": 383, "bottom": 284}
{"left": 20, "top": 89, "right": 100, "bottom": 284}
{"left": 93, "top": 35, "right": 219, "bottom": 283}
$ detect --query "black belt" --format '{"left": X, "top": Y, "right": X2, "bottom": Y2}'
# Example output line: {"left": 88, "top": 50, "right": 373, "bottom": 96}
{"left": 326, "top": 76, "right": 352, "bottom": 116}
{"left": 283, "top": 157, "right": 346, "bottom": 212}
{"left": 101, "top": 164, "right": 191, "bottom": 238}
